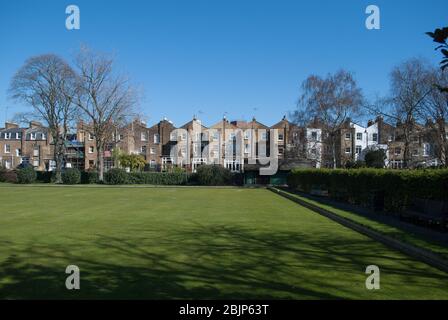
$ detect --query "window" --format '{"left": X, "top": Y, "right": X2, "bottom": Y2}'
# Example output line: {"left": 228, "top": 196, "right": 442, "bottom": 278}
{"left": 150, "top": 160, "right": 156, "bottom": 168}
{"left": 4, "top": 144, "right": 11, "bottom": 153}
{"left": 16, "top": 132, "right": 22, "bottom": 139}
{"left": 150, "top": 147, "right": 156, "bottom": 154}
{"left": 33, "top": 160, "right": 39, "bottom": 167}
{"left": 356, "top": 133, "right": 362, "bottom": 140}
{"left": 423, "top": 143, "right": 430, "bottom": 157}
{"left": 372, "top": 133, "right": 378, "bottom": 142}
{"left": 244, "top": 130, "right": 250, "bottom": 139}
{"left": 88, "top": 133, "right": 94, "bottom": 140}
{"left": 15, "top": 149, "right": 21, "bottom": 157}
{"left": 311, "top": 131, "right": 317, "bottom": 140}
{"left": 89, "top": 146, "right": 94, "bottom": 153}
{"left": 30, "top": 133, "right": 36, "bottom": 140}
{"left": 229, "top": 132, "right": 236, "bottom": 140}
{"left": 41, "top": 133, "right": 46, "bottom": 140}
{"left": 213, "top": 132, "right": 219, "bottom": 140}
{"left": 345, "top": 133, "right": 351, "bottom": 140}
{"left": 193, "top": 144, "right": 200, "bottom": 155}
{"left": 345, "top": 147, "right": 351, "bottom": 154}
{"left": 141, "top": 146, "right": 147, "bottom": 154}
{"left": 119, "top": 134, "right": 124, "bottom": 141}
{"left": 141, "top": 132, "right": 148, "bottom": 141}
{"left": 170, "top": 132, "right": 177, "bottom": 141}
{"left": 154, "top": 134, "right": 160, "bottom": 144}
{"left": 244, "top": 143, "right": 250, "bottom": 154}
{"left": 5, "top": 160, "right": 11, "bottom": 169}
{"left": 394, "top": 147, "right": 401, "bottom": 155}
{"left": 181, "top": 133, "right": 187, "bottom": 141}
{"left": 5, "top": 132, "right": 11, "bottom": 139}
{"left": 261, "top": 132, "right": 268, "bottom": 141}
{"left": 355, "top": 146, "right": 362, "bottom": 154}
{"left": 412, "top": 149, "right": 418, "bottom": 156}
{"left": 278, "top": 133, "right": 284, "bottom": 141}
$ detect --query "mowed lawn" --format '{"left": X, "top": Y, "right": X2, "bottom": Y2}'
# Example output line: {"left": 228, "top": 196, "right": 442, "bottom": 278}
{"left": 0, "top": 186, "right": 447, "bottom": 299}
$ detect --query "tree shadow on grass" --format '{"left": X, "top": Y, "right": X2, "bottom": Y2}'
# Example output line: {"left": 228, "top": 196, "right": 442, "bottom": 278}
{"left": 0, "top": 224, "right": 447, "bottom": 299}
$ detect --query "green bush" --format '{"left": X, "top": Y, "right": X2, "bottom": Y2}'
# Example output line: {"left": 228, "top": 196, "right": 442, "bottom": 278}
{"left": 128, "top": 172, "right": 191, "bottom": 185}
{"left": 81, "top": 170, "right": 98, "bottom": 184}
{"left": 62, "top": 168, "right": 81, "bottom": 184}
{"left": 16, "top": 167, "right": 37, "bottom": 184}
{"left": 196, "top": 165, "right": 232, "bottom": 186}
{"left": 104, "top": 168, "right": 129, "bottom": 185}
{"left": 36, "top": 171, "right": 54, "bottom": 183}
{"left": 0, "top": 166, "right": 18, "bottom": 183}
{"left": 287, "top": 168, "right": 448, "bottom": 213}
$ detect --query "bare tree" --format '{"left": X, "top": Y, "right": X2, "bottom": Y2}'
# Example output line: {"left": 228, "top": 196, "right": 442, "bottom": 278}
{"left": 74, "top": 47, "right": 138, "bottom": 181}
{"left": 368, "top": 58, "right": 433, "bottom": 168}
{"left": 9, "top": 54, "right": 77, "bottom": 183}
{"left": 291, "top": 70, "right": 364, "bottom": 168}
{"left": 420, "top": 68, "right": 448, "bottom": 166}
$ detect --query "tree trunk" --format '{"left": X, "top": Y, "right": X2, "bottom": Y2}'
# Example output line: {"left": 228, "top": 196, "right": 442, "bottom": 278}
{"left": 53, "top": 134, "right": 65, "bottom": 184}
{"left": 97, "top": 144, "right": 104, "bottom": 182}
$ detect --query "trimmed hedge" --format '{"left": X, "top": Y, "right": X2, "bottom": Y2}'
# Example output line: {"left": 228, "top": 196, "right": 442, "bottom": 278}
{"left": 287, "top": 168, "right": 448, "bottom": 213}
{"left": 195, "top": 165, "right": 232, "bottom": 186}
{"left": 16, "top": 167, "right": 37, "bottom": 184}
{"left": 104, "top": 168, "right": 128, "bottom": 185}
{"left": 104, "top": 169, "right": 191, "bottom": 185}
{"left": 62, "top": 168, "right": 81, "bottom": 184}
{"left": 128, "top": 172, "right": 191, "bottom": 185}
{"left": 36, "top": 171, "right": 54, "bottom": 183}
{"left": 81, "top": 170, "right": 98, "bottom": 184}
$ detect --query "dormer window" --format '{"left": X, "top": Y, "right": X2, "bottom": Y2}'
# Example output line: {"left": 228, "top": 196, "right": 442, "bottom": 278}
{"left": 5, "top": 132, "right": 11, "bottom": 139}
{"left": 41, "top": 133, "right": 46, "bottom": 140}
{"left": 30, "top": 133, "right": 36, "bottom": 140}
{"left": 16, "top": 132, "right": 22, "bottom": 139}
{"left": 88, "top": 133, "right": 94, "bottom": 141}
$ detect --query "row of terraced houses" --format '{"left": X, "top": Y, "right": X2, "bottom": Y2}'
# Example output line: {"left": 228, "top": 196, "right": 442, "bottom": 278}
{"left": 0, "top": 115, "right": 447, "bottom": 182}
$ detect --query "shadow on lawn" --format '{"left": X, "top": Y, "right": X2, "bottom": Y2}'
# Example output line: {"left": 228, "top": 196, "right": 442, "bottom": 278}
{"left": 0, "top": 224, "right": 447, "bottom": 299}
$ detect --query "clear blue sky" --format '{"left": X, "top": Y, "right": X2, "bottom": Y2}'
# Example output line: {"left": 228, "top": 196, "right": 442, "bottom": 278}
{"left": 0, "top": 0, "right": 447, "bottom": 128}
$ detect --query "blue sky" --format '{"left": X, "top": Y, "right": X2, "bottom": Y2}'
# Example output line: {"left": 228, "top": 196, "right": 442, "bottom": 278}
{"left": 0, "top": 0, "right": 447, "bottom": 127}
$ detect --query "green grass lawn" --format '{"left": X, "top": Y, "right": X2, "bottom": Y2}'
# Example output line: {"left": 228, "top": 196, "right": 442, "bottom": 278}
{"left": 0, "top": 185, "right": 447, "bottom": 299}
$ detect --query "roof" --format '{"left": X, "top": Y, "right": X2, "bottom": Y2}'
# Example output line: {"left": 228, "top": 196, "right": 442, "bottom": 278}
{"left": 209, "top": 119, "right": 238, "bottom": 130}
{"left": 180, "top": 119, "right": 208, "bottom": 130}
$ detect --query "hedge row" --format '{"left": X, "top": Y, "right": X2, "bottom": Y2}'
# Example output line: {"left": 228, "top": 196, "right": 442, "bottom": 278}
{"left": 287, "top": 168, "right": 448, "bottom": 213}
{"left": 104, "top": 168, "right": 192, "bottom": 185}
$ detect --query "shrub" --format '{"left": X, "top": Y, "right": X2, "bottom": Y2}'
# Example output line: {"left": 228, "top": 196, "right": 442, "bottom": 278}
{"left": 196, "top": 165, "right": 232, "bottom": 186}
{"left": 365, "top": 149, "right": 387, "bottom": 168}
{"left": 104, "top": 168, "right": 129, "bottom": 185}
{"left": 0, "top": 165, "right": 6, "bottom": 182}
{"left": 16, "top": 167, "right": 37, "bottom": 184}
{"left": 287, "top": 168, "right": 448, "bottom": 213}
{"left": 36, "top": 171, "right": 54, "bottom": 183}
{"left": 128, "top": 172, "right": 191, "bottom": 185}
{"left": 1, "top": 170, "right": 18, "bottom": 183}
{"left": 81, "top": 170, "right": 98, "bottom": 184}
{"left": 62, "top": 168, "right": 81, "bottom": 184}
